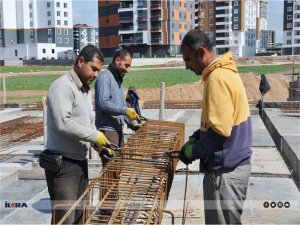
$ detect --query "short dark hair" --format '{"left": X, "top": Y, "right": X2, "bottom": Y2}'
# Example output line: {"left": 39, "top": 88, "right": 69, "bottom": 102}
{"left": 181, "top": 29, "right": 213, "bottom": 52}
{"left": 112, "top": 49, "right": 132, "bottom": 62}
{"left": 75, "top": 44, "right": 104, "bottom": 66}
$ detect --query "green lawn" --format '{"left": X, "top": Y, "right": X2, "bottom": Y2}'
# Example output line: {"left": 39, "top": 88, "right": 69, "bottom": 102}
{"left": 0, "top": 65, "right": 70, "bottom": 73}
{"left": 0, "top": 65, "right": 294, "bottom": 92}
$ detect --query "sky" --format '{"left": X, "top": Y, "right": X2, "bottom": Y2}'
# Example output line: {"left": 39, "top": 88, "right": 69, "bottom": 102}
{"left": 73, "top": 0, "right": 284, "bottom": 43}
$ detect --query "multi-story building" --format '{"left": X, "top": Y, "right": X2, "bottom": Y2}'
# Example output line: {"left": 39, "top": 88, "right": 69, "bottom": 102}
{"left": 282, "top": 0, "right": 300, "bottom": 55}
{"left": 195, "top": 0, "right": 268, "bottom": 56}
{"left": 73, "top": 24, "right": 99, "bottom": 56}
{"left": 0, "top": 0, "right": 73, "bottom": 60}
{"left": 98, "top": 0, "right": 195, "bottom": 57}
{"left": 267, "top": 30, "right": 275, "bottom": 49}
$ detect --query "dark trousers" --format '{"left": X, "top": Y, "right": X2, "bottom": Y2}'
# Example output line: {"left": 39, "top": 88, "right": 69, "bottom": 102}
{"left": 45, "top": 159, "right": 88, "bottom": 224}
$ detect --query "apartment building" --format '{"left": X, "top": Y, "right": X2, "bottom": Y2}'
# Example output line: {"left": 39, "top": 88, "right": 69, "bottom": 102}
{"left": 282, "top": 0, "right": 300, "bottom": 55}
{"left": 73, "top": 24, "right": 99, "bottom": 56}
{"left": 98, "top": 0, "right": 195, "bottom": 57}
{"left": 195, "top": 0, "right": 268, "bottom": 56}
{"left": 267, "top": 30, "right": 275, "bottom": 49}
{"left": 0, "top": 0, "right": 73, "bottom": 60}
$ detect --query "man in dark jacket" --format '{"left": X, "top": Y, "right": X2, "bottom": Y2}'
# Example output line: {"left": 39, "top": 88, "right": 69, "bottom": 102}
{"left": 95, "top": 49, "right": 140, "bottom": 165}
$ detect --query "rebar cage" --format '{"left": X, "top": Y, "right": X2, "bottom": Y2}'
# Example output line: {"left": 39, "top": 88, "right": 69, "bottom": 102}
{"left": 56, "top": 119, "right": 185, "bottom": 225}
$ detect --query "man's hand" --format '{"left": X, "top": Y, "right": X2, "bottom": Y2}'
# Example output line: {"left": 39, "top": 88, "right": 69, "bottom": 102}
{"left": 126, "top": 108, "right": 140, "bottom": 121}
{"left": 132, "top": 123, "right": 141, "bottom": 131}
{"left": 99, "top": 147, "right": 115, "bottom": 160}
{"left": 179, "top": 139, "right": 194, "bottom": 165}
{"left": 95, "top": 131, "right": 110, "bottom": 149}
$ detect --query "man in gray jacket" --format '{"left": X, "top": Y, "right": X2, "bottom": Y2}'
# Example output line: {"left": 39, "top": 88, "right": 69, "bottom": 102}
{"left": 44, "top": 45, "right": 110, "bottom": 224}
{"left": 95, "top": 49, "right": 140, "bottom": 165}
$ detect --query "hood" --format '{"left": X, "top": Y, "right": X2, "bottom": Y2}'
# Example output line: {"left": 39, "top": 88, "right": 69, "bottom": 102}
{"left": 202, "top": 51, "right": 237, "bottom": 81}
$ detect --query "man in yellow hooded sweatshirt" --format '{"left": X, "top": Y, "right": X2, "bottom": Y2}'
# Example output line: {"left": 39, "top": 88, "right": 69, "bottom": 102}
{"left": 179, "top": 29, "right": 252, "bottom": 224}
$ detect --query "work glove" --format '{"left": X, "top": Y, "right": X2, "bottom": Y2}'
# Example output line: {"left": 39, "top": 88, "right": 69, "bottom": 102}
{"left": 179, "top": 139, "right": 194, "bottom": 165}
{"left": 132, "top": 123, "right": 142, "bottom": 131}
{"left": 126, "top": 108, "right": 141, "bottom": 121}
{"left": 95, "top": 131, "right": 110, "bottom": 149}
{"left": 99, "top": 147, "right": 115, "bottom": 160}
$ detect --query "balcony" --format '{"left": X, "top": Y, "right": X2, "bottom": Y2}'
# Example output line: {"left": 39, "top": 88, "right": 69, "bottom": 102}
{"left": 120, "top": 38, "right": 144, "bottom": 45}
{"left": 137, "top": 0, "right": 147, "bottom": 8}
{"left": 151, "top": 37, "right": 162, "bottom": 44}
{"left": 151, "top": 1, "right": 161, "bottom": 9}
{"left": 151, "top": 26, "right": 161, "bottom": 31}
{"left": 119, "top": 1, "right": 133, "bottom": 9}
{"left": 119, "top": 17, "right": 133, "bottom": 23}
{"left": 151, "top": 15, "right": 161, "bottom": 21}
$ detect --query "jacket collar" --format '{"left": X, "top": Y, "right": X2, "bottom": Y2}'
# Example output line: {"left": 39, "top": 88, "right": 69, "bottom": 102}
{"left": 108, "top": 63, "right": 123, "bottom": 84}
{"left": 69, "top": 69, "right": 90, "bottom": 93}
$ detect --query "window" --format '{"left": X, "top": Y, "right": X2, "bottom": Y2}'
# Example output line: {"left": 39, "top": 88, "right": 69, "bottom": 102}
{"left": 64, "top": 20, "right": 68, "bottom": 26}
{"left": 56, "top": 2, "right": 60, "bottom": 7}
{"left": 287, "top": 40, "right": 291, "bottom": 44}
{"left": 287, "top": 15, "right": 292, "bottom": 20}
{"left": 15, "top": 50, "right": 18, "bottom": 57}
{"left": 47, "top": 2, "right": 50, "bottom": 8}
{"left": 29, "top": 3, "right": 32, "bottom": 9}
{"left": 30, "top": 12, "right": 33, "bottom": 18}
{"left": 57, "top": 11, "right": 60, "bottom": 16}
{"left": 48, "top": 20, "right": 51, "bottom": 26}
{"left": 42, "top": 49, "right": 46, "bottom": 53}
{"left": 172, "top": 23, "right": 174, "bottom": 28}
{"left": 172, "top": 34, "right": 174, "bottom": 40}
{"left": 234, "top": 9, "right": 239, "bottom": 14}
{"left": 57, "top": 37, "right": 62, "bottom": 43}
{"left": 57, "top": 28, "right": 61, "bottom": 35}
{"left": 234, "top": 24, "right": 239, "bottom": 29}
{"left": 287, "top": 31, "right": 292, "bottom": 36}
{"left": 234, "top": 40, "right": 238, "bottom": 44}
{"left": 287, "top": 23, "right": 292, "bottom": 28}
{"left": 30, "top": 38, "right": 34, "bottom": 43}
{"left": 52, "top": 49, "right": 55, "bottom": 54}
{"left": 48, "top": 38, "right": 52, "bottom": 43}
{"left": 234, "top": 1, "right": 238, "bottom": 6}
{"left": 64, "top": 38, "right": 69, "bottom": 44}
{"left": 57, "top": 20, "right": 61, "bottom": 25}
{"left": 30, "top": 30, "right": 34, "bottom": 36}
{"left": 64, "top": 12, "right": 68, "bottom": 17}
{"left": 64, "top": 29, "right": 68, "bottom": 35}
{"left": 287, "top": 6, "right": 292, "bottom": 12}
{"left": 234, "top": 17, "right": 238, "bottom": 22}
{"left": 30, "top": 21, "right": 33, "bottom": 26}
{"left": 64, "top": 3, "right": 67, "bottom": 8}
{"left": 48, "top": 29, "right": 52, "bottom": 35}
{"left": 47, "top": 11, "right": 51, "bottom": 17}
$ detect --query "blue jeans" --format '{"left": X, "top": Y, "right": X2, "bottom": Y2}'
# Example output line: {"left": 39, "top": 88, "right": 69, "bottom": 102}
{"left": 45, "top": 158, "right": 88, "bottom": 224}
{"left": 203, "top": 164, "right": 251, "bottom": 224}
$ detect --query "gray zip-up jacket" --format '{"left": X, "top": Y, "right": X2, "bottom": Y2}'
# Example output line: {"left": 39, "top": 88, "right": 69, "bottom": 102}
{"left": 46, "top": 69, "right": 98, "bottom": 160}
{"left": 95, "top": 66, "right": 128, "bottom": 131}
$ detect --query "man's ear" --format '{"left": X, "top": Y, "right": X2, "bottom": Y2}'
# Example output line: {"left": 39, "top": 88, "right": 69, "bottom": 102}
{"left": 77, "top": 56, "right": 84, "bottom": 67}
{"left": 196, "top": 47, "right": 205, "bottom": 58}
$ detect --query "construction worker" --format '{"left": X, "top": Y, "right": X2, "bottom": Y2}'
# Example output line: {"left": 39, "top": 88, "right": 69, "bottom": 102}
{"left": 95, "top": 49, "right": 140, "bottom": 166}
{"left": 42, "top": 45, "right": 110, "bottom": 224}
{"left": 179, "top": 30, "right": 252, "bottom": 224}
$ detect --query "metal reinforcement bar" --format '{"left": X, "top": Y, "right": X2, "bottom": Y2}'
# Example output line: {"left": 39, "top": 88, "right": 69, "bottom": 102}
{"left": 21, "top": 101, "right": 44, "bottom": 111}
{"left": 56, "top": 120, "right": 185, "bottom": 225}
{"left": 0, "top": 116, "right": 43, "bottom": 161}
{"left": 280, "top": 101, "right": 300, "bottom": 114}
{"left": 143, "top": 100, "right": 202, "bottom": 109}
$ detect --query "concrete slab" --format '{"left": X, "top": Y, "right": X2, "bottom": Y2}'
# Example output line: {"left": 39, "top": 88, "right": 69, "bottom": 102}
{"left": 163, "top": 175, "right": 300, "bottom": 225}
{"left": 0, "top": 108, "right": 42, "bottom": 123}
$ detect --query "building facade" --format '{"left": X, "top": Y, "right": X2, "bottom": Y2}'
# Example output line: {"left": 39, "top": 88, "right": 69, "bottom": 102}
{"left": 73, "top": 24, "right": 99, "bottom": 56}
{"left": 98, "top": 0, "right": 195, "bottom": 57}
{"left": 267, "top": 30, "right": 275, "bottom": 49}
{"left": 282, "top": 0, "right": 300, "bottom": 55}
{"left": 195, "top": 0, "right": 268, "bottom": 56}
{"left": 0, "top": 0, "right": 73, "bottom": 60}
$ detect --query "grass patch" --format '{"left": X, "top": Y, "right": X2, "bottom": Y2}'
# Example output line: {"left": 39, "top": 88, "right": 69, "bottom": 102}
{"left": 0, "top": 65, "right": 70, "bottom": 73}
{"left": 0, "top": 96, "right": 44, "bottom": 104}
{"left": 0, "top": 75, "right": 60, "bottom": 91}
{"left": 0, "top": 65, "right": 294, "bottom": 92}
{"left": 238, "top": 65, "right": 294, "bottom": 75}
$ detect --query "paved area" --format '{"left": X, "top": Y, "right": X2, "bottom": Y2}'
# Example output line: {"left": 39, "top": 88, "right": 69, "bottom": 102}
{"left": 0, "top": 108, "right": 299, "bottom": 224}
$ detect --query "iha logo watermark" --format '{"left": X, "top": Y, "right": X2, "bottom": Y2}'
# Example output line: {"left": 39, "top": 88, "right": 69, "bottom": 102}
{"left": 4, "top": 201, "right": 28, "bottom": 208}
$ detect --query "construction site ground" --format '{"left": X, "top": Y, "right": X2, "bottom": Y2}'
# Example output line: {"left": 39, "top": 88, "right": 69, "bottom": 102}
{"left": 0, "top": 107, "right": 299, "bottom": 225}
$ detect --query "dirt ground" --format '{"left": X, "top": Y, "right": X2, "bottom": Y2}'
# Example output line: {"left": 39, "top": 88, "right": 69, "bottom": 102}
{"left": 136, "top": 73, "right": 291, "bottom": 103}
